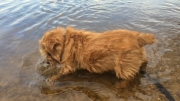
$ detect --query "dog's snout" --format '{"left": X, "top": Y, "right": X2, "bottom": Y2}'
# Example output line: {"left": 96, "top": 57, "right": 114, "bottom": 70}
{"left": 46, "top": 61, "right": 50, "bottom": 64}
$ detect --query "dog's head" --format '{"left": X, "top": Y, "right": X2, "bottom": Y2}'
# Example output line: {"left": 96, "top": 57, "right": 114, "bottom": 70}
{"left": 39, "top": 27, "right": 65, "bottom": 65}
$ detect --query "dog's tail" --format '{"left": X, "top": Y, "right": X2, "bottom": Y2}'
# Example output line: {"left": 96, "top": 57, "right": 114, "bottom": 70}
{"left": 138, "top": 33, "right": 157, "bottom": 47}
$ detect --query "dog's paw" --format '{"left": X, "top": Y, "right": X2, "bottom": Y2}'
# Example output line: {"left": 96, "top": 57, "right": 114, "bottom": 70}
{"left": 45, "top": 77, "right": 57, "bottom": 86}
{"left": 45, "top": 76, "right": 58, "bottom": 85}
{"left": 49, "top": 75, "right": 59, "bottom": 82}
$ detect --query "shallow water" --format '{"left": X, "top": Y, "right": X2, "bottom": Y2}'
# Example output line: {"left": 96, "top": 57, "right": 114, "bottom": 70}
{"left": 0, "top": 0, "right": 180, "bottom": 101}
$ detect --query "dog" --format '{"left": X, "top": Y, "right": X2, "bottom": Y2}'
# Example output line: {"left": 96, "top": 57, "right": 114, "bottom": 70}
{"left": 39, "top": 27, "right": 157, "bottom": 82}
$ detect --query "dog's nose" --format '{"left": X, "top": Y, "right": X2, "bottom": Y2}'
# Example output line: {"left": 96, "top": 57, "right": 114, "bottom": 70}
{"left": 46, "top": 61, "right": 50, "bottom": 64}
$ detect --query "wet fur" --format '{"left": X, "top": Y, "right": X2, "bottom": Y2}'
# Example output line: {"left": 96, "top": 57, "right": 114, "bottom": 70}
{"left": 39, "top": 27, "right": 157, "bottom": 81}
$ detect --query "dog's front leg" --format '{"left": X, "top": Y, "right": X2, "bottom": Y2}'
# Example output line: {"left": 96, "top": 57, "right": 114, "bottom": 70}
{"left": 49, "top": 65, "right": 75, "bottom": 82}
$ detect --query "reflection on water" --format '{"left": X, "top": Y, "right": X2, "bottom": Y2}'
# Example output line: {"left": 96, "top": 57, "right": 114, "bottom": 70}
{"left": 0, "top": 0, "right": 180, "bottom": 101}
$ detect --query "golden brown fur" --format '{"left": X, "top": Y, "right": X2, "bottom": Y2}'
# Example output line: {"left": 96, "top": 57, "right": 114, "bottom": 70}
{"left": 39, "top": 27, "right": 157, "bottom": 82}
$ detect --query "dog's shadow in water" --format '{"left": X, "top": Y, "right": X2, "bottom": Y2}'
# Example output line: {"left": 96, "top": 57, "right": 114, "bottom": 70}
{"left": 36, "top": 62, "right": 145, "bottom": 96}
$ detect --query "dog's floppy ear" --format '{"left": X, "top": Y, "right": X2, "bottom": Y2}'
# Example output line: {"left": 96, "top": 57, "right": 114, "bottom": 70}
{"left": 45, "top": 39, "right": 59, "bottom": 51}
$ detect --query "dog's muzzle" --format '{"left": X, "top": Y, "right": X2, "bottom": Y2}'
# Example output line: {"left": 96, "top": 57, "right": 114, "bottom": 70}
{"left": 46, "top": 61, "right": 50, "bottom": 64}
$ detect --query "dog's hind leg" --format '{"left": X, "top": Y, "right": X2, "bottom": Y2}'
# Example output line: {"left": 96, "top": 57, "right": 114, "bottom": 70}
{"left": 113, "top": 53, "right": 142, "bottom": 80}
{"left": 139, "top": 47, "right": 148, "bottom": 74}
{"left": 49, "top": 65, "right": 75, "bottom": 82}
{"left": 139, "top": 59, "right": 148, "bottom": 74}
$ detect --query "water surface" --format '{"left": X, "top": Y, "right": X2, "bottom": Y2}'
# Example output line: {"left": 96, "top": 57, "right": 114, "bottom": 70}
{"left": 0, "top": 0, "right": 180, "bottom": 101}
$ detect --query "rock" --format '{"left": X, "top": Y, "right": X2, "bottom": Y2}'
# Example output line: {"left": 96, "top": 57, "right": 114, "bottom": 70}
{"left": 176, "top": 91, "right": 180, "bottom": 98}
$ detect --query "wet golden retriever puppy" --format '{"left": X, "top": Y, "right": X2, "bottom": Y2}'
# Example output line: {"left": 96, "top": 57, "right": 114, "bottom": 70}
{"left": 39, "top": 27, "right": 157, "bottom": 82}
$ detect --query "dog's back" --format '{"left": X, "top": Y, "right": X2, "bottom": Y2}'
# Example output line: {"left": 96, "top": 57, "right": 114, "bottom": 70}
{"left": 78, "top": 29, "right": 156, "bottom": 79}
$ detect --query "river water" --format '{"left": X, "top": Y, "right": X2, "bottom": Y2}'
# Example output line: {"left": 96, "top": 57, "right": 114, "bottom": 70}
{"left": 0, "top": 0, "right": 180, "bottom": 101}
